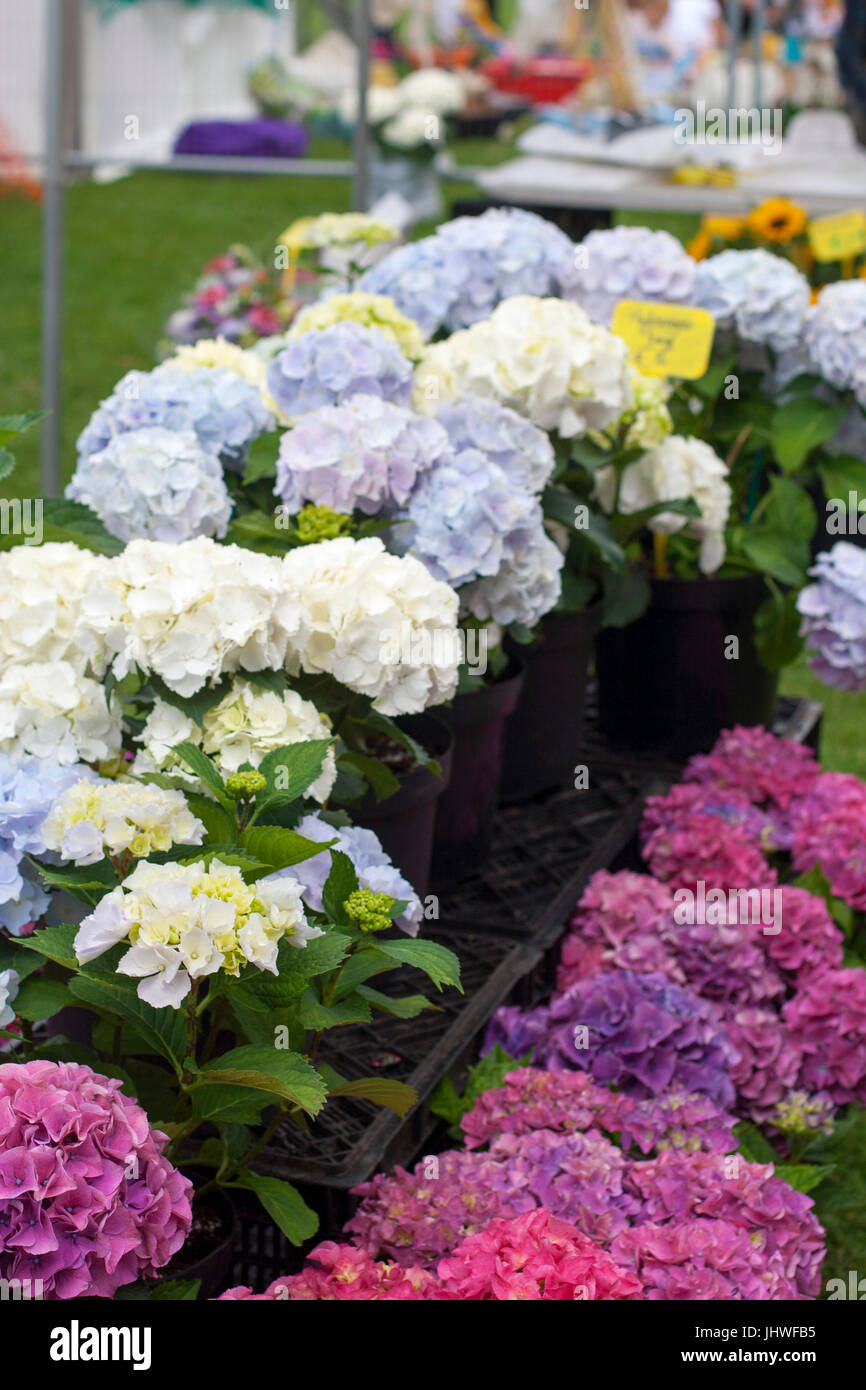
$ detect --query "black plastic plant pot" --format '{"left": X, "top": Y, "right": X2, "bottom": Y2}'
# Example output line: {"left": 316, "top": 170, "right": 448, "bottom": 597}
{"left": 351, "top": 711, "right": 454, "bottom": 900}
{"left": 595, "top": 574, "right": 778, "bottom": 759}
{"left": 500, "top": 605, "right": 602, "bottom": 803}
{"left": 430, "top": 658, "right": 525, "bottom": 890}
{"left": 160, "top": 1187, "right": 238, "bottom": 1301}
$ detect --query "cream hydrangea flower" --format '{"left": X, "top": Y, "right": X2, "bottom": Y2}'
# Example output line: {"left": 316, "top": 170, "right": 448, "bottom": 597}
{"left": 282, "top": 536, "right": 460, "bottom": 715}
{"left": 42, "top": 778, "right": 204, "bottom": 866}
{"left": 594, "top": 434, "right": 732, "bottom": 574}
{"left": 413, "top": 296, "right": 633, "bottom": 437}
{"left": 83, "top": 538, "right": 304, "bottom": 698}
{"left": 134, "top": 678, "right": 336, "bottom": 801}
{"left": 0, "top": 661, "right": 122, "bottom": 765}
{"left": 74, "top": 857, "right": 322, "bottom": 1008}
{"left": 291, "top": 292, "right": 425, "bottom": 361}
{"left": 0, "top": 543, "right": 113, "bottom": 677}
{"left": 280, "top": 213, "right": 398, "bottom": 254}
{"left": 169, "top": 336, "right": 268, "bottom": 390}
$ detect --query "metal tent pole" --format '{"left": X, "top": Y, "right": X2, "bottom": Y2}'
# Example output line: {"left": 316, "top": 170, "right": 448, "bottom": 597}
{"left": 352, "top": 0, "right": 371, "bottom": 210}
{"left": 726, "top": 0, "right": 742, "bottom": 113}
{"left": 41, "top": 0, "right": 66, "bottom": 496}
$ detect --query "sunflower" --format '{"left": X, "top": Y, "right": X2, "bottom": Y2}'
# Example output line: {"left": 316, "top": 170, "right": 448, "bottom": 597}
{"left": 701, "top": 214, "right": 747, "bottom": 241}
{"left": 687, "top": 230, "right": 713, "bottom": 262}
{"left": 748, "top": 198, "right": 808, "bottom": 244}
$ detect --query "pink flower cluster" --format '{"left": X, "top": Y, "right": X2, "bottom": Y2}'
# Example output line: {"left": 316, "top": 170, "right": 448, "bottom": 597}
{"left": 610, "top": 1219, "right": 791, "bottom": 1300}
{"left": 218, "top": 1211, "right": 643, "bottom": 1301}
{"left": 783, "top": 968, "right": 866, "bottom": 1104}
{"left": 0, "top": 1060, "right": 192, "bottom": 1299}
{"left": 684, "top": 725, "right": 820, "bottom": 810}
{"left": 791, "top": 773, "right": 866, "bottom": 911}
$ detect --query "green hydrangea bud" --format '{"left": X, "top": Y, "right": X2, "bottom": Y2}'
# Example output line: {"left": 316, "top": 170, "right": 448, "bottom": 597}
{"left": 225, "top": 770, "right": 267, "bottom": 800}
{"left": 296, "top": 503, "right": 352, "bottom": 544}
{"left": 344, "top": 887, "right": 394, "bottom": 934}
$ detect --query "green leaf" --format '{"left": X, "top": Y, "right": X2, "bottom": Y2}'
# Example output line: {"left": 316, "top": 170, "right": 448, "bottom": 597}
{"left": 773, "top": 1162, "right": 834, "bottom": 1194}
{"left": 0, "top": 499, "right": 123, "bottom": 555}
{"left": 184, "top": 794, "right": 237, "bottom": 847}
{"left": 818, "top": 456, "right": 866, "bottom": 526}
{"left": 754, "top": 590, "right": 803, "bottom": 671}
{"left": 230, "top": 932, "right": 351, "bottom": 1011}
{"left": 12, "top": 977, "right": 71, "bottom": 1023}
{"left": 32, "top": 856, "right": 119, "bottom": 900}
{"left": 67, "top": 975, "right": 187, "bottom": 1076}
{"left": 737, "top": 531, "right": 805, "bottom": 587}
{"left": 770, "top": 396, "right": 847, "bottom": 473}
{"left": 322, "top": 850, "right": 360, "bottom": 926}
{"left": 373, "top": 938, "right": 462, "bottom": 993}
{"left": 223, "top": 510, "right": 285, "bottom": 555}
{"left": 233, "top": 1171, "right": 319, "bottom": 1246}
{"left": 238, "top": 823, "right": 335, "bottom": 871}
{"left": 601, "top": 568, "right": 651, "bottom": 629}
{"left": 0, "top": 447, "right": 15, "bottom": 482}
{"left": 296, "top": 986, "right": 372, "bottom": 1028}
{"left": 255, "top": 738, "right": 334, "bottom": 808}
{"left": 172, "top": 742, "right": 231, "bottom": 806}
{"left": 355, "top": 985, "right": 438, "bottom": 1018}
{"left": 331, "top": 945, "right": 398, "bottom": 999}
{"left": 761, "top": 475, "right": 817, "bottom": 542}
{"left": 735, "top": 1121, "right": 778, "bottom": 1165}
{"left": 327, "top": 1075, "right": 417, "bottom": 1116}
{"left": 243, "top": 432, "right": 280, "bottom": 484}
{"left": 14, "top": 922, "right": 81, "bottom": 972}
{"left": 0, "top": 411, "right": 44, "bottom": 445}
{"left": 430, "top": 1044, "right": 531, "bottom": 1130}
{"left": 195, "top": 1044, "right": 327, "bottom": 1117}
{"left": 337, "top": 750, "right": 400, "bottom": 802}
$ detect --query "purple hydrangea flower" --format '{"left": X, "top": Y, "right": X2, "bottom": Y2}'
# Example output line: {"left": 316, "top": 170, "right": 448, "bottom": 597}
{"left": 572, "top": 225, "right": 697, "bottom": 326}
{"left": 266, "top": 322, "right": 413, "bottom": 418}
{"left": 782, "top": 968, "right": 866, "bottom": 1105}
{"left": 434, "top": 396, "right": 555, "bottom": 494}
{"left": 798, "top": 542, "right": 866, "bottom": 691}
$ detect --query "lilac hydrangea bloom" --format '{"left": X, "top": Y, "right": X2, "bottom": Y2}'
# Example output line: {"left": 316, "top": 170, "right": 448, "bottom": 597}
{"left": 77, "top": 364, "right": 274, "bottom": 470}
{"left": 485, "top": 971, "right": 739, "bottom": 1107}
{"left": 66, "top": 426, "right": 232, "bottom": 543}
{"left": 695, "top": 249, "right": 810, "bottom": 351}
{"left": 266, "top": 322, "right": 413, "bottom": 418}
{"left": 0, "top": 754, "right": 98, "bottom": 935}
{"left": 726, "top": 1006, "right": 804, "bottom": 1122}
{"left": 275, "top": 394, "right": 450, "bottom": 515}
{"left": 803, "top": 280, "right": 866, "bottom": 405}
{"left": 459, "top": 519, "right": 564, "bottom": 628}
{"left": 782, "top": 968, "right": 866, "bottom": 1105}
{"left": 435, "top": 396, "right": 555, "bottom": 494}
{"left": 262, "top": 812, "right": 422, "bottom": 934}
{"left": 572, "top": 225, "right": 697, "bottom": 326}
{"left": 797, "top": 542, "right": 866, "bottom": 691}
{"left": 357, "top": 208, "right": 580, "bottom": 337}
{"left": 610, "top": 1219, "right": 799, "bottom": 1301}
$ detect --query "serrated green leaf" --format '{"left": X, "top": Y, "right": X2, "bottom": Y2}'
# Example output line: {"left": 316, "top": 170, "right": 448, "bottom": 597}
{"left": 374, "top": 938, "right": 462, "bottom": 993}
{"left": 735, "top": 1121, "right": 778, "bottom": 1165}
{"left": 296, "top": 986, "right": 372, "bottom": 1028}
{"left": 322, "top": 849, "right": 359, "bottom": 925}
{"left": 195, "top": 1043, "right": 327, "bottom": 1117}
{"left": 67, "top": 974, "right": 186, "bottom": 1076}
{"left": 773, "top": 1162, "right": 834, "bottom": 1194}
{"left": 230, "top": 932, "right": 351, "bottom": 1011}
{"left": 327, "top": 1075, "right": 417, "bottom": 1117}
{"left": 233, "top": 1171, "right": 319, "bottom": 1246}
{"left": 355, "top": 985, "right": 438, "bottom": 1018}
{"left": 14, "top": 922, "right": 81, "bottom": 972}
{"left": 238, "top": 822, "right": 334, "bottom": 870}
{"left": 256, "top": 738, "right": 334, "bottom": 808}
{"left": 173, "top": 741, "right": 230, "bottom": 805}
{"left": 770, "top": 396, "right": 847, "bottom": 473}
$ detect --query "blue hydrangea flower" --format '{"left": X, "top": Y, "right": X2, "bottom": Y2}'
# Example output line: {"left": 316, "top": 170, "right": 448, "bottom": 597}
{"left": 572, "top": 225, "right": 697, "bottom": 326}
{"left": 275, "top": 393, "right": 450, "bottom": 514}
{"left": 357, "top": 207, "right": 580, "bottom": 338}
{"left": 0, "top": 755, "right": 98, "bottom": 935}
{"left": 77, "top": 364, "right": 274, "bottom": 471}
{"left": 695, "top": 249, "right": 810, "bottom": 351}
{"left": 262, "top": 812, "right": 422, "bottom": 935}
{"left": 67, "top": 427, "right": 233, "bottom": 543}
{"left": 435, "top": 395, "right": 554, "bottom": 494}
{"left": 461, "top": 519, "right": 563, "bottom": 628}
{"left": 803, "top": 281, "right": 866, "bottom": 406}
{"left": 266, "top": 322, "right": 413, "bottom": 419}
{"left": 798, "top": 542, "right": 866, "bottom": 691}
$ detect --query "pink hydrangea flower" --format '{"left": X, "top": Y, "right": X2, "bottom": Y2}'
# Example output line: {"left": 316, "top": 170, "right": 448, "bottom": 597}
{"left": 790, "top": 773, "right": 866, "bottom": 910}
{"left": 726, "top": 1006, "right": 804, "bottom": 1121}
{"left": 0, "top": 1059, "right": 192, "bottom": 1299}
{"left": 641, "top": 807, "right": 777, "bottom": 895}
{"left": 610, "top": 1218, "right": 800, "bottom": 1300}
{"left": 684, "top": 725, "right": 821, "bottom": 810}
{"left": 436, "top": 1208, "right": 643, "bottom": 1301}
{"left": 783, "top": 968, "right": 866, "bottom": 1104}
{"left": 759, "top": 886, "right": 844, "bottom": 982}
{"left": 217, "top": 1245, "right": 441, "bottom": 1300}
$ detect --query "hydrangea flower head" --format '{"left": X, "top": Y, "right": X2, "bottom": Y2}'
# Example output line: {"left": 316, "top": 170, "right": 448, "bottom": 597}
{"left": 695, "top": 248, "right": 810, "bottom": 350}
{"left": 266, "top": 322, "right": 413, "bottom": 419}
{"left": 66, "top": 426, "right": 233, "bottom": 543}
{"left": 275, "top": 394, "right": 449, "bottom": 515}
{"left": 790, "top": 770, "right": 866, "bottom": 909}
{"left": 797, "top": 542, "right": 866, "bottom": 691}
{"left": 290, "top": 292, "right": 425, "bottom": 360}
{"left": 0, "top": 661, "right": 122, "bottom": 766}
{"left": 434, "top": 395, "right": 555, "bottom": 493}
{"left": 683, "top": 724, "right": 821, "bottom": 811}
{"left": 0, "top": 1059, "right": 192, "bottom": 1298}
{"left": 0, "top": 543, "right": 114, "bottom": 679}
{"left": 782, "top": 968, "right": 866, "bottom": 1104}
{"left": 42, "top": 778, "right": 204, "bottom": 866}
{"left": 572, "top": 225, "right": 697, "bottom": 326}
{"left": 803, "top": 280, "right": 866, "bottom": 405}
{"left": 228, "top": 1243, "right": 441, "bottom": 1300}
{"left": 74, "top": 858, "right": 322, "bottom": 1008}
{"left": 610, "top": 1218, "right": 797, "bottom": 1300}
{"left": 727, "top": 1006, "right": 804, "bottom": 1122}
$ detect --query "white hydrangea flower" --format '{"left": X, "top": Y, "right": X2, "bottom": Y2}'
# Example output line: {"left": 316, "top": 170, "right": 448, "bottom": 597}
{"left": 83, "top": 538, "right": 303, "bottom": 698}
{"left": 0, "top": 661, "right": 123, "bottom": 765}
{"left": 0, "top": 543, "right": 113, "bottom": 677}
{"left": 382, "top": 107, "right": 439, "bottom": 151}
{"left": 414, "top": 295, "right": 633, "bottom": 438}
{"left": 134, "top": 679, "right": 336, "bottom": 802}
{"left": 595, "top": 434, "right": 731, "bottom": 574}
{"left": 397, "top": 68, "right": 465, "bottom": 115}
{"left": 74, "top": 857, "right": 322, "bottom": 1008}
{"left": 282, "top": 536, "right": 460, "bottom": 714}
{"left": 0, "top": 967, "right": 18, "bottom": 1028}
{"left": 42, "top": 778, "right": 204, "bottom": 866}
{"left": 66, "top": 426, "right": 233, "bottom": 544}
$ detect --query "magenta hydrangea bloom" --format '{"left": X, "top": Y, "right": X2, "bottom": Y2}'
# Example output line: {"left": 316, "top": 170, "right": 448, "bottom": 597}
{"left": 556, "top": 928, "right": 685, "bottom": 995}
{"left": 760, "top": 886, "right": 844, "bottom": 982}
{"left": 642, "top": 780, "right": 789, "bottom": 852}
{"left": 790, "top": 773, "right": 866, "bottom": 910}
{"left": 665, "top": 916, "right": 786, "bottom": 1011}
{"left": 610, "top": 1218, "right": 800, "bottom": 1300}
{"left": 460, "top": 1067, "right": 737, "bottom": 1158}
{"left": 0, "top": 1059, "right": 192, "bottom": 1299}
{"left": 623, "top": 1149, "right": 825, "bottom": 1298}
{"left": 259, "top": 1243, "right": 442, "bottom": 1301}
{"left": 436, "top": 1208, "right": 644, "bottom": 1301}
{"left": 642, "top": 808, "right": 778, "bottom": 895}
{"left": 684, "top": 725, "right": 820, "bottom": 811}
{"left": 487, "top": 972, "right": 739, "bottom": 1107}
{"left": 726, "top": 1006, "right": 804, "bottom": 1122}
{"left": 567, "top": 869, "right": 677, "bottom": 944}
{"left": 783, "top": 968, "right": 866, "bottom": 1104}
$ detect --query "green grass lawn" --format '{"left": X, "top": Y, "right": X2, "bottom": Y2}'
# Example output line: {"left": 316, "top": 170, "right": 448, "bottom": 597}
{"left": 1, "top": 144, "right": 863, "bottom": 770}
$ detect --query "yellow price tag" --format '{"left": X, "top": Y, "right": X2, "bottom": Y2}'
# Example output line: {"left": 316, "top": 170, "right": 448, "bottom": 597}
{"left": 611, "top": 301, "right": 716, "bottom": 379}
{"left": 807, "top": 210, "right": 866, "bottom": 263}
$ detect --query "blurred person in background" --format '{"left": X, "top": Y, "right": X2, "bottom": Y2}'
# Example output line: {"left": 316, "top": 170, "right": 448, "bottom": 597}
{"left": 836, "top": 0, "right": 866, "bottom": 143}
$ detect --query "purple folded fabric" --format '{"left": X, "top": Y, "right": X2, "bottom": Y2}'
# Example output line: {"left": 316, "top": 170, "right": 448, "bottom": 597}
{"left": 173, "top": 119, "right": 309, "bottom": 159}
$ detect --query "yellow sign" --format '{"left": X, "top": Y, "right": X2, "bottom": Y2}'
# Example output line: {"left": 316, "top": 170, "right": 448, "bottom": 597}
{"left": 808, "top": 210, "right": 866, "bottom": 263}
{"left": 611, "top": 301, "right": 716, "bottom": 379}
